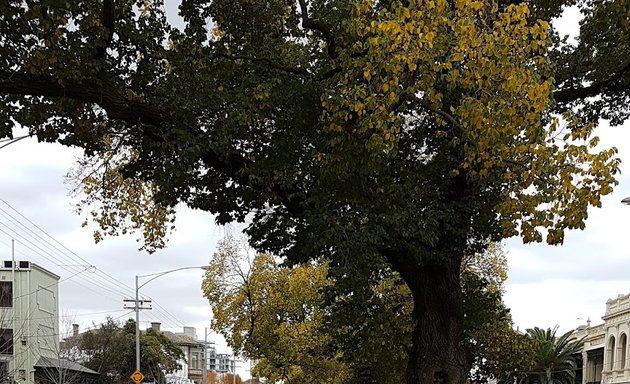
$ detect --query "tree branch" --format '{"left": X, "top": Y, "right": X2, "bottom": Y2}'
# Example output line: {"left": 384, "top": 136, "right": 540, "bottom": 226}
{"left": 0, "top": 71, "right": 307, "bottom": 216}
{"left": 95, "top": 0, "right": 115, "bottom": 60}
{"left": 297, "top": 0, "right": 338, "bottom": 59}
{"left": 553, "top": 63, "right": 630, "bottom": 104}
{"left": 215, "top": 53, "right": 311, "bottom": 77}
{"left": 0, "top": 72, "right": 164, "bottom": 126}
{"left": 401, "top": 93, "right": 465, "bottom": 134}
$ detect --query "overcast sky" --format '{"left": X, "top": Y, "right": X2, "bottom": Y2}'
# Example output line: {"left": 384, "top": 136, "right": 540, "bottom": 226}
{"left": 0, "top": 6, "right": 628, "bottom": 380}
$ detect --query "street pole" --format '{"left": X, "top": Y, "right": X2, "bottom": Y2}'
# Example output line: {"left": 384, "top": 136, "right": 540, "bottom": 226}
{"left": 124, "top": 266, "right": 208, "bottom": 376}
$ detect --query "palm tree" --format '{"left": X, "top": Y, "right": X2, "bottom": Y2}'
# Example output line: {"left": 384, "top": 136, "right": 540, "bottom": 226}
{"left": 519, "top": 326, "right": 584, "bottom": 384}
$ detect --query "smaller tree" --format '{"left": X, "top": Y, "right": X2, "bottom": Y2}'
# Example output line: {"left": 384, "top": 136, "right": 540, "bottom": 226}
{"left": 461, "top": 271, "right": 535, "bottom": 384}
{"left": 518, "top": 327, "right": 584, "bottom": 384}
{"left": 203, "top": 235, "right": 349, "bottom": 384}
{"left": 78, "top": 317, "right": 184, "bottom": 384}
{"left": 39, "top": 314, "right": 89, "bottom": 384}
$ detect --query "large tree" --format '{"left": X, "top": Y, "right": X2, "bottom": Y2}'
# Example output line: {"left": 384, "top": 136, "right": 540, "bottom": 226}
{"left": 1, "top": 0, "right": 627, "bottom": 383}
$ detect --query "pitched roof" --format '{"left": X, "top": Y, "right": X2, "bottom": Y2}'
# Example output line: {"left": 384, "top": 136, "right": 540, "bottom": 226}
{"left": 34, "top": 357, "right": 99, "bottom": 375}
{"left": 162, "top": 331, "right": 203, "bottom": 347}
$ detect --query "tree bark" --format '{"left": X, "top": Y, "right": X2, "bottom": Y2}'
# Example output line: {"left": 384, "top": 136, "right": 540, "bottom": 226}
{"left": 392, "top": 257, "right": 466, "bottom": 384}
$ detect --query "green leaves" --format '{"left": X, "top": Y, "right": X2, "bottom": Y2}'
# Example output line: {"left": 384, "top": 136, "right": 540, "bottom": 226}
{"left": 518, "top": 327, "right": 584, "bottom": 384}
{"left": 78, "top": 317, "right": 184, "bottom": 384}
{"left": 202, "top": 235, "right": 348, "bottom": 384}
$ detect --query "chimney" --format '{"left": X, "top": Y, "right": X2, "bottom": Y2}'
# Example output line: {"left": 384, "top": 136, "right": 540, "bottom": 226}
{"left": 72, "top": 324, "right": 79, "bottom": 337}
{"left": 183, "top": 326, "right": 197, "bottom": 339}
{"left": 151, "top": 322, "right": 161, "bottom": 331}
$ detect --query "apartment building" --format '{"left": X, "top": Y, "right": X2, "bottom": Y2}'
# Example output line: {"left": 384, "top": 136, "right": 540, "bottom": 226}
{"left": 0, "top": 260, "right": 97, "bottom": 384}
{"left": 0, "top": 260, "right": 60, "bottom": 384}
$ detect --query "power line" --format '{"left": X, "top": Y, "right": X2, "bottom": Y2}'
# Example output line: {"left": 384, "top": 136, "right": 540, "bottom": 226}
{"left": 0, "top": 198, "right": 191, "bottom": 329}
{"left": 0, "top": 199, "right": 204, "bottom": 331}
{"left": 0, "top": 204, "right": 135, "bottom": 298}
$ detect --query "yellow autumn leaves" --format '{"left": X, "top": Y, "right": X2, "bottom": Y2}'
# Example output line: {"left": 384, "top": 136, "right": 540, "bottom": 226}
{"left": 320, "top": 0, "right": 619, "bottom": 245}
{"left": 69, "top": 136, "right": 175, "bottom": 253}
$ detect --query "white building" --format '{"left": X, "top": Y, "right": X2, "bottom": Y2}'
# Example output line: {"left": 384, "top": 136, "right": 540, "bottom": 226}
{"left": 575, "top": 293, "right": 630, "bottom": 384}
{"left": 0, "top": 260, "right": 60, "bottom": 384}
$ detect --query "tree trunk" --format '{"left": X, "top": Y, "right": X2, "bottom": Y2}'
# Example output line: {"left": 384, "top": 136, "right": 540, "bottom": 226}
{"left": 398, "top": 260, "right": 466, "bottom": 384}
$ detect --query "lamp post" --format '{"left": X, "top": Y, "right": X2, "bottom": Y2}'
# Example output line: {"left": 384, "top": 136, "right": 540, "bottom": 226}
{"left": 622, "top": 197, "right": 630, "bottom": 205}
{"left": 132, "top": 266, "right": 208, "bottom": 373}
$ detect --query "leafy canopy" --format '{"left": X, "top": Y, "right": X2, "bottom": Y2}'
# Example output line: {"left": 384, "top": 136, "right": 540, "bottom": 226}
{"left": 76, "top": 317, "right": 184, "bottom": 384}
{"left": 0, "top": 0, "right": 620, "bottom": 257}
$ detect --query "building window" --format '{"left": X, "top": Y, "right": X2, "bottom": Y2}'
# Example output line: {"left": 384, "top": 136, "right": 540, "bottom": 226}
{"left": 0, "top": 329, "right": 12, "bottom": 355}
{"left": 621, "top": 334, "right": 628, "bottom": 369}
{"left": 192, "top": 353, "right": 198, "bottom": 369}
{"left": 608, "top": 336, "right": 616, "bottom": 371}
{"left": 0, "top": 282, "right": 12, "bottom": 307}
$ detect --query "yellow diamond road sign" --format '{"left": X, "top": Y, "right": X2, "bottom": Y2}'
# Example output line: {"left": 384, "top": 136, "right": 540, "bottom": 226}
{"left": 130, "top": 370, "right": 144, "bottom": 384}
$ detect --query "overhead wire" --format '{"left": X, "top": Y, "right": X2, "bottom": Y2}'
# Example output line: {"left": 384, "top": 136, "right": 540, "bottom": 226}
{"left": 0, "top": 198, "right": 193, "bottom": 331}
{"left": 0, "top": 200, "right": 136, "bottom": 291}
{"left": 0, "top": 202, "right": 134, "bottom": 298}
{"left": 0, "top": 198, "right": 188, "bottom": 324}
{"left": 0, "top": 236, "right": 126, "bottom": 308}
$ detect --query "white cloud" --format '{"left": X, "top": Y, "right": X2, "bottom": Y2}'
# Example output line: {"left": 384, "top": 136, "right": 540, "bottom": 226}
{"left": 505, "top": 116, "right": 630, "bottom": 331}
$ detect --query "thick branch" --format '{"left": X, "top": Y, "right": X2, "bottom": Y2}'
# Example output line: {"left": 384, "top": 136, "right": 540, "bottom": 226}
{"left": 297, "top": 0, "right": 338, "bottom": 59}
{"left": 553, "top": 63, "right": 630, "bottom": 104}
{"left": 0, "top": 72, "right": 164, "bottom": 126}
{"left": 95, "top": 0, "right": 115, "bottom": 60}
{"left": 402, "top": 93, "right": 465, "bottom": 134}
{"left": 0, "top": 71, "right": 306, "bottom": 216}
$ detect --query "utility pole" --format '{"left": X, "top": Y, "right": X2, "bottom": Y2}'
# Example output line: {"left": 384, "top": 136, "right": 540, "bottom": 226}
{"left": 123, "top": 284, "right": 152, "bottom": 371}
{"left": 124, "top": 266, "right": 207, "bottom": 375}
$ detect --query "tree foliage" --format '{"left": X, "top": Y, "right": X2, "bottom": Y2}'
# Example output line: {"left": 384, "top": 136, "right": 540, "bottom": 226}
{"left": 77, "top": 318, "right": 184, "bottom": 384}
{"left": 517, "top": 327, "right": 584, "bottom": 384}
{"left": 1, "top": 0, "right": 627, "bottom": 382}
{"left": 203, "top": 236, "right": 350, "bottom": 384}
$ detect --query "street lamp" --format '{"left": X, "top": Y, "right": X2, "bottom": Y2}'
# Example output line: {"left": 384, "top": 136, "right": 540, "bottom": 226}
{"left": 622, "top": 197, "right": 630, "bottom": 205}
{"left": 132, "top": 266, "right": 208, "bottom": 373}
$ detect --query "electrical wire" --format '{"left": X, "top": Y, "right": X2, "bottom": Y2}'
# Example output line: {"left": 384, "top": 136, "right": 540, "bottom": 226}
{"left": 0, "top": 199, "right": 193, "bottom": 331}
